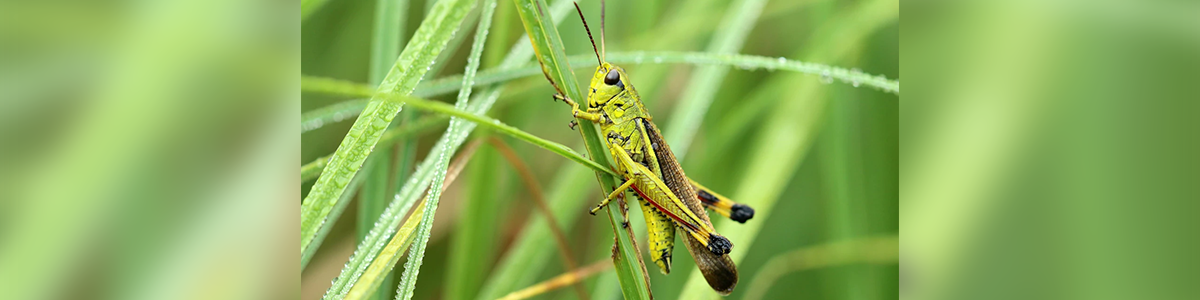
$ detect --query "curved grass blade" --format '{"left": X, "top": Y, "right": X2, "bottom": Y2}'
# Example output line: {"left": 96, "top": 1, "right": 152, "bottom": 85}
{"left": 664, "top": 0, "right": 767, "bottom": 159}
{"left": 675, "top": 0, "right": 898, "bottom": 298}
{"left": 512, "top": 0, "right": 652, "bottom": 299}
{"left": 300, "top": 0, "right": 477, "bottom": 262}
{"left": 741, "top": 236, "right": 899, "bottom": 300}
{"left": 302, "top": 51, "right": 898, "bottom": 104}
{"left": 413, "top": 51, "right": 900, "bottom": 98}
{"left": 496, "top": 260, "right": 612, "bottom": 300}
{"left": 394, "top": 1, "right": 496, "bottom": 299}
{"left": 298, "top": 75, "right": 615, "bottom": 179}
{"left": 300, "top": 50, "right": 898, "bottom": 132}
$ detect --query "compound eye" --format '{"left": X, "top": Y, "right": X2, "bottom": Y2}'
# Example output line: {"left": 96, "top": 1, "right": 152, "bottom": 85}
{"left": 604, "top": 69, "right": 621, "bottom": 86}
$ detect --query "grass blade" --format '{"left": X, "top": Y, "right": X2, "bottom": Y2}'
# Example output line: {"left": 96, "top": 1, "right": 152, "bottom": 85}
{"left": 300, "top": 0, "right": 476, "bottom": 263}
{"left": 496, "top": 260, "right": 612, "bottom": 300}
{"left": 663, "top": 0, "right": 766, "bottom": 159}
{"left": 741, "top": 237, "right": 899, "bottom": 300}
{"left": 300, "top": 77, "right": 614, "bottom": 178}
{"left": 345, "top": 199, "right": 426, "bottom": 300}
{"left": 302, "top": 158, "right": 379, "bottom": 270}
{"left": 394, "top": 1, "right": 496, "bottom": 299}
{"left": 301, "top": 51, "right": 897, "bottom": 103}
{"left": 512, "top": 0, "right": 652, "bottom": 299}
{"left": 345, "top": 139, "right": 483, "bottom": 300}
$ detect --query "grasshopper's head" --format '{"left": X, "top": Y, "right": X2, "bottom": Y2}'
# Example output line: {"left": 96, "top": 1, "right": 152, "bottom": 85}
{"left": 586, "top": 62, "right": 634, "bottom": 109}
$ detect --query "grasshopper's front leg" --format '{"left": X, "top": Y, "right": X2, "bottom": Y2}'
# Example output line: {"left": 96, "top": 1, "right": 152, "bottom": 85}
{"left": 553, "top": 93, "right": 605, "bottom": 124}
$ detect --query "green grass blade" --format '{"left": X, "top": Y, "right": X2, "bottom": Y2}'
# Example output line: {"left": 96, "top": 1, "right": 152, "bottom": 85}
{"left": 345, "top": 200, "right": 427, "bottom": 300}
{"left": 298, "top": 77, "right": 614, "bottom": 178}
{"left": 418, "top": 51, "right": 899, "bottom": 96}
{"left": 664, "top": 0, "right": 766, "bottom": 159}
{"left": 395, "top": 1, "right": 496, "bottom": 299}
{"left": 512, "top": 0, "right": 651, "bottom": 299}
{"left": 299, "top": 51, "right": 898, "bottom": 131}
{"left": 300, "top": 0, "right": 476, "bottom": 263}
{"left": 302, "top": 51, "right": 898, "bottom": 101}
{"left": 741, "top": 237, "right": 899, "bottom": 300}
{"left": 427, "top": 5, "right": 482, "bottom": 79}
{"left": 302, "top": 159, "right": 378, "bottom": 271}
{"left": 675, "top": 0, "right": 898, "bottom": 298}
{"left": 398, "top": 96, "right": 612, "bottom": 176}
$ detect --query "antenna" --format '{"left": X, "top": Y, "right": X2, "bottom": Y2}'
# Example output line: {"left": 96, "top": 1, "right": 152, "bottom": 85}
{"left": 574, "top": 2, "right": 602, "bottom": 66}
{"left": 600, "top": 0, "right": 606, "bottom": 62}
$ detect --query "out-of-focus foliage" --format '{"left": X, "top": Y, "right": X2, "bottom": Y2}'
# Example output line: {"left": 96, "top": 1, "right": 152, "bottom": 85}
{"left": 904, "top": 1, "right": 1200, "bottom": 300}
{"left": 0, "top": 0, "right": 296, "bottom": 300}
{"left": 303, "top": 0, "right": 895, "bottom": 299}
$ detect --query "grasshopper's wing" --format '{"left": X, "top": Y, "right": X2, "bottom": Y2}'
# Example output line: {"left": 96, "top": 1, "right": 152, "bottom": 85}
{"left": 639, "top": 119, "right": 739, "bottom": 294}
{"left": 690, "top": 179, "right": 755, "bottom": 223}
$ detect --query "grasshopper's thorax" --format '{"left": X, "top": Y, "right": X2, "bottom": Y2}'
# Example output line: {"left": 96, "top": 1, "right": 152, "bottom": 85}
{"left": 586, "top": 63, "right": 655, "bottom": 168}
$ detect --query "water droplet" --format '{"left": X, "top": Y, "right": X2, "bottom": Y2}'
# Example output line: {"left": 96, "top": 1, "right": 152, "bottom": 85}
{"left": 653, "top": 57, "right": 662, "bottom": 63}
{"left": 820, "top": 70, "right": 833, "bottom": 84}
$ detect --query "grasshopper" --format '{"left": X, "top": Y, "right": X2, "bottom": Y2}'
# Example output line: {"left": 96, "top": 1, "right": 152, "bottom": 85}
{"left": 548, "top": 2, "right": 756, "bottom": 294}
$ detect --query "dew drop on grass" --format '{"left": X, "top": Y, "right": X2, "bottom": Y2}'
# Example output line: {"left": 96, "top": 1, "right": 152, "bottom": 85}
{"left": 820, "top": 70, "right": 833, "bottom": 84}
{"left": 653, "top": 57, "right": 662, "bottom": 63}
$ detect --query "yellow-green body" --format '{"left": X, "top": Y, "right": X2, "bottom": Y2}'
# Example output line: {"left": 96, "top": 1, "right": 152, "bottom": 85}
{"left": 561, "top": 63, "right": 738, "bottom": 294}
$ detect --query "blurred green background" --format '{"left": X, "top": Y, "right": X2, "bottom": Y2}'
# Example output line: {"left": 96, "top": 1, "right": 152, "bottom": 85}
{"left": 903, "top": 1, "right": 1200, "bottom": 300}
{"left": 302, "top": 0, "right": 897, "bottom": 299}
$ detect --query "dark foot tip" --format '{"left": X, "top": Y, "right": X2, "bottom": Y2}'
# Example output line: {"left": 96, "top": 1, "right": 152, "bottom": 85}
{"left": 731, "top": 204, "right": 755, "bottom": 223}
{"left": 708, "top": 235, "right": 733, "bottom": 255}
